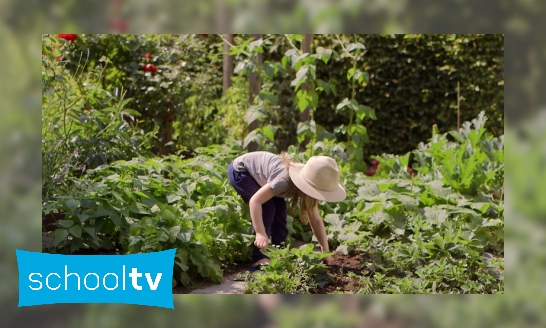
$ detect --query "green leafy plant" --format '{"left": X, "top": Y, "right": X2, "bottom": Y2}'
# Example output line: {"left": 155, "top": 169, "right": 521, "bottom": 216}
{"left": 245, "top": 243, "right": 331, "bottom": 294}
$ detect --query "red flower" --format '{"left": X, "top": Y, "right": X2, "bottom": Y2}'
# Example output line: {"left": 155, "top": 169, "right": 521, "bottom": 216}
{"left": 145, "top": 53, "right": 152, "bottom": 59}
{"left": 142, "top": 64, "right": 158, "bottom": 72}
{"left": 199, "top": 34, "right": 209, "bottom": 38}
{"left": 56, "top": 56, "right": 62, "bottom": 61}
{"left": 42, "top": 51, "right": 45, "bottom": 56}
{"left": 57, "top": 34, "right": 77, "bottom": 41}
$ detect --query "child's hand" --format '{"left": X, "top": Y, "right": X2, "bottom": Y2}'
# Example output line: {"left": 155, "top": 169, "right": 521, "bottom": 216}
{"left": 323, "top": 256, "right": 333, "bottom": 266}
{"left": 254, "top": 233, "right": 269, "bottom": 249}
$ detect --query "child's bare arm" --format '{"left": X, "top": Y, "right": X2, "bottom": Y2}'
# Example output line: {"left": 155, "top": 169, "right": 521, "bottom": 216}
{"left": 308, "top": 205, "right": 331, "bottom": 256}
{"left": 249, "top": 184, "right": 275, "bottom": 249}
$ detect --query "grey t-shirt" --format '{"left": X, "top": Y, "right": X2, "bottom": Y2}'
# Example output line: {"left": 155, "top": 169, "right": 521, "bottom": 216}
{"left": 233, "top": 151, "right": 290, "bottom": 198}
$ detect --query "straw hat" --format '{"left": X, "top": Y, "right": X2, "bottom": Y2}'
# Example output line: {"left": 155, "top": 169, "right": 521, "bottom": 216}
{"left": 288, "top": 156, "right": 346, "bottom": 202}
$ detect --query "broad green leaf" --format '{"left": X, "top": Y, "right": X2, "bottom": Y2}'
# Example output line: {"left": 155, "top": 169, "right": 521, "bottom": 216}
{"left": 234, "top": 61, "right": 247, "bottom": 74}
{"left": 347, "top": 67, "right": 355, "bottom": 81}
{"left": 358, "top": 105, "right": 376, "bottom": 120}
{"left": 370, "top": 211, "right": 390, "bottom": 225}
{"left": 357, "top": 184, "right": 381, "bottom": 198}
{"left": 128, "top": 236, "right": 141, "bottom": 247}
{"left": 77, "top": 213, "right": 90, "bottom": 223}
{"left": 170, "top": 226, "right": 181, "bottom": 242}
{"left": 281, "top": 55, "right": 290, "bottom": 68}
{"left": 423, "top": 207, "right": 449, "bottom": 226}
{"left": 248, "top": 39, "right": 264, "bottom": 52}
{"left": 65, "top": 199, "right": 79, "bottom": 213}
{"left": 291, "top": 65, "right": 309, "bottom": 89}
{"left": 244, "top": 105, "right": 266, "bottom": 125}
{"left": 185, "top": 199, "right": 196, "bottom": 207}
{"left": 69, "top": 225, "right": 82, "bottom": 238}
{"left": 336, "top": 98, "right": 351, "bottom": 112}
{"left": 112, "top": 191, "right": 124, "bottom": 202}
{"left": 175, "top": 261, "right": 189, "bottom": 272}
{"left": 346, "top": 42, "right": 366, "bottom": 52}
{"left": 316, "top": 79, "right": 331, "bottom": 94}
{"left": 292, "top": 53, "right": 310, "bottom": 69}
{"left": 150, "top": 204, "right": 160, "bottom": 213}
{"left": 262, "top": 125, "right": 276, "bottom": 142}
{"left": 323, "top": 214, "right": 341, "bottom": 227}
{"left": 167, "top": 193, "right": 182, "bottom": 204}
{"left": 288, "top": 34, "right": 304, "bottom": 42}
{"left": 54, "top": 229, "right": 69, "bottom": 246}
{"left": 434, "top": 235, "right": 445, "bottom": 249}
{"left": 296, "top": 120, "right": 316, "bottom": 135}
{"left": 84, "top": 227, "right": 96, "bottom": 239}
{"left": 354, "top": 70, "right": 370, "bottom": 84}
{"left": 158, "top": 232, "right": 169, "bottom": 243}
{"left": 274, "top": 62, "right": 286, "bottom": 76}
{"left": 243, "top": 130, "right": 263, "bottom": 149}
{"left": 129, "top": 202, "right": 150, "bottom": 215}
{"left": 316, "top": 47, "right": 333, "bottom": 64}
{"left": 336, "top": 244, "right": 349, "bottom": 255}
{"left": 70, "top": 238, "right": 84, "bottom": 253}
{"left": 258, "top": 92, "right": 277, "bottom": 105}
{"left": 396, "top": 194, "right": 419, "bottom": 207}
{"left": 58, "top": 220, "right": 74, "bottom": 228}
{"left": 133, "top": 191, "right": 150, "bottom": 199}
{"left": 80, "top": 199, "right": 96, "bottom": 208}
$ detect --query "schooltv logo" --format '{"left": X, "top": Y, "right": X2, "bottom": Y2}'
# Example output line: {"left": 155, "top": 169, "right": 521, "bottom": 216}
{"left": 16, "top": 249, "right": 176, "bottom": 308}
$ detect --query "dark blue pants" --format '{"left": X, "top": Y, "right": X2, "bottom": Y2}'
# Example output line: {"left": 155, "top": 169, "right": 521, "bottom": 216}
{"left": 227, "top": 162, "right": 288, "bottom": 263}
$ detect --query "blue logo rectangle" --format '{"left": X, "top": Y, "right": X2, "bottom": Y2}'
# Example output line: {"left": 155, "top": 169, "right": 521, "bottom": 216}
{"left": 16, "top": 249, "right": 176, "bottom": 308}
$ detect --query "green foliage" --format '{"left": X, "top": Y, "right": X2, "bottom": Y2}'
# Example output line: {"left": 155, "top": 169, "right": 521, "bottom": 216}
{"left": 245, "top": 244, "right": 331, "bottom": 294}
{"left": 42, "top": 33, "right": 503, "bottom": 294}
{"left": 48, "top": 34, "right": 223, "bottom": 153}
{"left": 265, "top": 34, "right": 504, "bottom": 158}
{"left": 45, "top": 34, "right": 503, "bottom": 161}
{"left": 320, "top": 112, "right": 504, "bottom": 294}
{"left": 42, "top": 144, "right": 255, "bottom": 287}
{"left": 217, "top": 75, "right": 249, "bottom": 142}
{"left": 229, "top": 34, "right": 376, "bottom": 171}
{"left": 42, "top": 41, "right": 154, "bottom": 201}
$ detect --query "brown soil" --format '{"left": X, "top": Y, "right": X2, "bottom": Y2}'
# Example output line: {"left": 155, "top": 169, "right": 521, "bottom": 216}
{"left": 314, "top": 252, "right": 369, "bottom": 294}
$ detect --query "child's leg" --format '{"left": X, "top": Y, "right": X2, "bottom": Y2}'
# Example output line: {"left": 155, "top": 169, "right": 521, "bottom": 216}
{"left": 270, "top": 197, "right": 288, "bottom": 247}
{"left": 227, "top": 162, "right": 277, "bottom": 263}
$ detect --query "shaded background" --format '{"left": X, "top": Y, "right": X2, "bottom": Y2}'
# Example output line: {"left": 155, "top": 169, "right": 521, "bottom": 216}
{"left": 0, "top": 0, "right": 540, "bottom": 327}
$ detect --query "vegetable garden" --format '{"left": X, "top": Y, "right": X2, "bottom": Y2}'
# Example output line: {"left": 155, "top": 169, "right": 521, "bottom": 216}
{"left": 42, "top": 34, "right": 504, "bottom": 294}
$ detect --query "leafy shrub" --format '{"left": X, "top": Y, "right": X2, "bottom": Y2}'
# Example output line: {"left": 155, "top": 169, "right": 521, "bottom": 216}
{"left": 321, "top": 112, "right": 504, "bottom": 293}
{"left": 263, "top": 34, "right": 504, "bottom": 158}
{"left": 245, "top": 244, "right": 330, "bottom": 294}
{"left": 51, "top": 34, "right": 223, "bottom": 154}
{"left": 42, "top": 144, "right": 255, "bottom": 287}
{"left": 42, "top": 39, "right": 154, "bottom": 201}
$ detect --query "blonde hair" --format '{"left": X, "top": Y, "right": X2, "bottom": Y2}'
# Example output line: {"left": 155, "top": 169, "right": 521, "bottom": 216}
{"left": 280, "top": 152, "right": 318, "bottom": 225}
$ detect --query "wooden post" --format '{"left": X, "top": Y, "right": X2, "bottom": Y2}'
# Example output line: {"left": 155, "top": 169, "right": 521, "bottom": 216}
{"left": 223, "top": 34, "right": 234, "bottom": 96}
{"left": 299, "top": 34, "right": 313, "bottom": 151}
{"left": 247, "top": 34, "right": 263, "bottom": 152}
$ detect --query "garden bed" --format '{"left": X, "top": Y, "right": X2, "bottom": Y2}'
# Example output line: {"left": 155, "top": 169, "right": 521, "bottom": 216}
{"left": 315, "top": 252, "right": 369, "bottom": 294}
